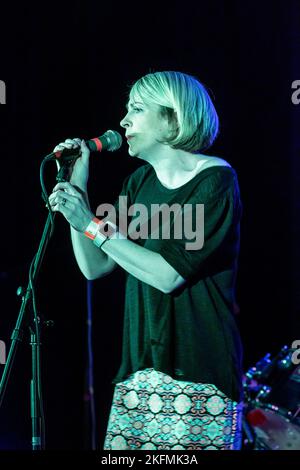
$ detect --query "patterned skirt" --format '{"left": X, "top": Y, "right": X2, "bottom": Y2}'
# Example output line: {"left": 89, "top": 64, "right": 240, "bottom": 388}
{"left": 103, "top": 368, "right": 243, "bottom": 450}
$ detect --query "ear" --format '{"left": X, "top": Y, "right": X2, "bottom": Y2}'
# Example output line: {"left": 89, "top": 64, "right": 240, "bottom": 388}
{"left": 167, "top": 110, "right": 179, "bottom": 139}
{"left": 160, "top": 106, "right": 179, "bottom": 139}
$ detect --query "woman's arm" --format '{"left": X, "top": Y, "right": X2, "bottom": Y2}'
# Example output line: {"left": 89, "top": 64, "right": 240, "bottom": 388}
{"left": 101, "top": 233, "right": 185, "bottom": 293}
{"left": 70, "top": 226, "right": 117, "bottom": 280}
{"left": 49, "top": 181, "right": 185, "bottom": 292}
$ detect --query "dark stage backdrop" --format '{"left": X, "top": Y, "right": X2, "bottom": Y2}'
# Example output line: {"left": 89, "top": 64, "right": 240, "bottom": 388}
{"left": 0, "top": 0, "right": 299, "bottom": 450}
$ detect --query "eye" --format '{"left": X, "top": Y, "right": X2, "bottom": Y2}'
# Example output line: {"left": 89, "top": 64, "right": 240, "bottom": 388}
{"left": 133, "top": 106, "right": 143, "bottom": 113}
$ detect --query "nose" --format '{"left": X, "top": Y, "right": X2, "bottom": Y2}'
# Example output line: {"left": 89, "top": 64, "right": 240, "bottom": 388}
{"left": 120, "top": 112, "right": 131, "bottom": 128}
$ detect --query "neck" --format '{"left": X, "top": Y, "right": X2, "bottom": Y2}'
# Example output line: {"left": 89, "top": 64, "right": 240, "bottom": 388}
{"left": 141, "top": 146, "right": 207, "bottom": 189}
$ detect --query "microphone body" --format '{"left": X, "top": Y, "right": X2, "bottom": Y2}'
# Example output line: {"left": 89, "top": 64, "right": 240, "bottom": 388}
{"left": 47, "top": 130, "right": 122, "bottom": 161}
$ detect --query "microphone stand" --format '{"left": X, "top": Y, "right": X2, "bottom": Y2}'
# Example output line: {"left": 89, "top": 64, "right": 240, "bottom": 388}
{"left": 0, "top": 156, "right": 70, "bottom": 450}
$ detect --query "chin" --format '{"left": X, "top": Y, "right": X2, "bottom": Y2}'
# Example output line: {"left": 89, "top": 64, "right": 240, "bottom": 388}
{"left": 128, "top": 146, "right": 147, "bottom": 161}
{"left": 128, "top": 147, "right": 142, "bottom": 158}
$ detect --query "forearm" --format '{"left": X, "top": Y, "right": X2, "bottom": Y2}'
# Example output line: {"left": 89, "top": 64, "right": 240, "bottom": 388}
{"left": 70, "top": 189, "right": 116, "bottom": 279}
{"left": 101, "top": 235, "right": 184, "bottom": 293}
{"left": 70, "top": 227, "right": 116, "bottom": 280}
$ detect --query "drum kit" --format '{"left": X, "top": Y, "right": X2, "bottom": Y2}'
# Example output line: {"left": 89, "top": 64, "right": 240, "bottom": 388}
{"left": 242, "top": 345, "right": 300, "bottom": 450}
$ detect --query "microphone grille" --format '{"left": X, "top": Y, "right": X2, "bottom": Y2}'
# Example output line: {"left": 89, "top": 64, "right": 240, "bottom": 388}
{"left": 105, "top": 130, "right": 123, "bottom": 151}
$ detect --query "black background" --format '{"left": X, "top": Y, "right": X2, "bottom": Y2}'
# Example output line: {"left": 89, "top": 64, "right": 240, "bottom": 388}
{"left": 0, "top": 0, "right": 299, "bottom": 451}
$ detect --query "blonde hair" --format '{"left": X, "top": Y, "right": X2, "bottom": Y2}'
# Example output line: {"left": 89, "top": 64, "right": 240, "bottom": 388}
{"left": 129, "top": 71, "right": 219, "bottom": 152}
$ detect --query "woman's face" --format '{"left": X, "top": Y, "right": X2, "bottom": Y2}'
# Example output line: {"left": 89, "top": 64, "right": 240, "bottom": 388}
{"left": 120, "top": 97, "right": 170, "bottom": 159}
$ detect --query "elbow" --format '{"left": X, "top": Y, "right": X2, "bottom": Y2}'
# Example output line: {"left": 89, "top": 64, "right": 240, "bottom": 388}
{"left": 80, "top": 266, "right": 107, "bottom": 281}
{"left": 159, "top": 285, "right": 172, "bottom": 294}
{"left": 83, "top": 270, "right": 113, "bottom": 281}
{"left": 160, "top": 284, "right": 179, "bottom": 295}
{"left": 154, "top": 256, "right": 186, "bottom": 294}
{"left": 82, "top": 269, "right": 100, "bottom": 281}
{"left": 148, "top": 277, "right": 172, "bottom": 294}
{"left": 81, "top": 262, "right": 117, "bottom": 281}
{"left": 158, "top": 274, "right": 186, "bottom": 294}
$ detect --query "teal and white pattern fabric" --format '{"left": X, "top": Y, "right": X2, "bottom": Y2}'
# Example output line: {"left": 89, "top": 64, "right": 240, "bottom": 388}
{"left": 103, "top": 368, "right": 243, "bottom": 450}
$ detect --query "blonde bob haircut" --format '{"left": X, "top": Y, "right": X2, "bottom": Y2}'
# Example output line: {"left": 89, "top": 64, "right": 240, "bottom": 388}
{"left": 129, "top": 71, "right": 219, "bottom": 153}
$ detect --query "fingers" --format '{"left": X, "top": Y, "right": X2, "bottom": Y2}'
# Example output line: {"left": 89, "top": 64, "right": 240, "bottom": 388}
{"left": 53, "top": 138, "right": 82, "bottom": 153}
{"left": 48, "top": 193, "right": 66, "bottom": 211}
{"left": 53, "top": 137, "right": 90, "bottom": 164}
{"left": 49, "top": 189, "right": 78, "bottom": 203}
{"left": 52, "top": 181, "right": 79, "bottom": 194}
{"left": 48, "top": 186, "right": 94, "bottom": 233}
{"left": 49, "top": 188, "right": 80, "bottom": 210}
{"left": 49, "top": 182, "right": 81, "bottom": 207}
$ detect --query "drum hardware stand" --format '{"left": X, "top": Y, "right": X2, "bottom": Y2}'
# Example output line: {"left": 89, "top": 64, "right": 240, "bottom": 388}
{"left": 242, "top": 415, "right": 256, "bottom": 450}
{"left": 292, "top": 406, "right": 300, "bottom": 420}
{"left": 243, "top": 346, "right": 300, "bottom": 450}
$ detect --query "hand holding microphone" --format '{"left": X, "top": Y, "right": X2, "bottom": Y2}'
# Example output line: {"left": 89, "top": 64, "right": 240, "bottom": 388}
{"left": 49, "top": 138, "right": 93, "bottom": 231}
{"left": 48, "top": 130, "right": 122, "bottom": 230}
{"left": 49, "top": 180, "right": 95, "bottom": 232}
{"left": 51, "top": 130, "right": 122, "bottom": 161}
{"left": 53, "top": 138, "right": 90, "bottom": 191}
{"left": 51, "top": 130, "right": 122, "bottom": 191}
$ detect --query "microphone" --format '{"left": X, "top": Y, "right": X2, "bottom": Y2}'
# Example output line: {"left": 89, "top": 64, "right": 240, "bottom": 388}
{"left": 47, "top": 130, "right": 123, "bottom": 162}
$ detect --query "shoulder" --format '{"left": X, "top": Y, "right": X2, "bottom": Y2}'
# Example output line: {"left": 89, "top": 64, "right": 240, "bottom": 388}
{"left": 195, "top": 164, "right": 240, "bottom": 202}
{"left": 197, "top": 154, "right": 231, "bottom": 171}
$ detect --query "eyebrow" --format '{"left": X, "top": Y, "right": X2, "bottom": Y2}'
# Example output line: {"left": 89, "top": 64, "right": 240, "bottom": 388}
{"left": 126, "top": 101, "right": 144, "bottom": 110}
